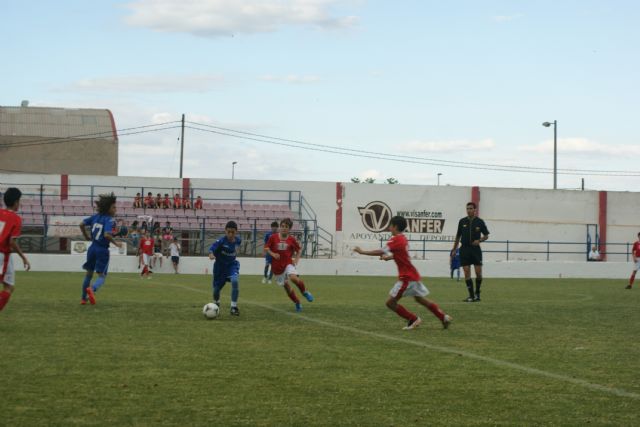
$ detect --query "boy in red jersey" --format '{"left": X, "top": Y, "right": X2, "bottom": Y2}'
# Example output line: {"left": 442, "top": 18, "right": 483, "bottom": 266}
{"left": 138, "top": 229, "right": 155, "bottom": 278}
{"left": 144, "top": 192, "right": 155, "bottom": 208}
{"left": 163, "top": 193, "right": 171, "bottom": 209}
{"left": 193, "top": 196, "right": 202, "bottom": 210}
{"left": 354, "top": 215, "right": 452, "bottom": 330}
{"left": 627, "top": 232, "right": 640, "bottom": 289}
{"left": 183, "top": 194, "right": 192, "bottom": 210}
{"left": 173, "top": 193, "right": 182, "bottom": 209}
{"left": 0, "top": 188, "right": 31, "bottom": 311}
{"left": 133, "top": 192, "right": 142, "bottom": 208}
{"left": 265, "top": 218, "right": 314, "bottom": 312}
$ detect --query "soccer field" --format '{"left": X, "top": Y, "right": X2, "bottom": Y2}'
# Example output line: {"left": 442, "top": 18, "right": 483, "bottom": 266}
{"left": 1, "top": 272, "right": 639, "bottom": 426}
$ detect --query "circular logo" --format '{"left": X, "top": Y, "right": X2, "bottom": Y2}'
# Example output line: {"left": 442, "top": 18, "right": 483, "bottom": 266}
{"left": 358, "top": 201, "right": 392, "bottom": 232}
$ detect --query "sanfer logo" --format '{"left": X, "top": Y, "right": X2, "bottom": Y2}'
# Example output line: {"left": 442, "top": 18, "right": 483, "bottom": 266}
{"left": 358, "top": 201, "right": 393, "bottom": 232}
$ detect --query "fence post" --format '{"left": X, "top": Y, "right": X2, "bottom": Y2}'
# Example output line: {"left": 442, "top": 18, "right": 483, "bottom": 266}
{"left": 422, "top": 239, "right": 426, "bottom": 260}
{"left": 506, "top": 240, "right": 509, "bottom": 261}
{"left": 252, "top": 219, "right": 257, "bottom": 257}
{"left": 628, "top": 243, "right": 630, "bottom": 262}
{"left": 240, "top": 190, "right": 244, "bottom": 209}
{"left": 547, "top": 241, "right": 550, "bottom": 261}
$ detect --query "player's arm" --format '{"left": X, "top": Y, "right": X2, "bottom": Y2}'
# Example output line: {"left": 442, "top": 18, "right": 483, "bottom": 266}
{"left": 79, "top": 222, "right": 91, "bottom": 241}
{"left": 208, "top": 242, "right": 217, "bottom": 260}
{"left": 452, "top": 221, "right": 462, "bottom": 253}
{"left": 353, "top": 246, "right": 385, "bottom": 257}
{"left": 104, "top": 231, "right": 123, "bottom": 248}
{"left": 265, "top": 243, "right": 280, "bottom": 259}
{"left": 10, "top": 237, "right": 30, "bottom": 271}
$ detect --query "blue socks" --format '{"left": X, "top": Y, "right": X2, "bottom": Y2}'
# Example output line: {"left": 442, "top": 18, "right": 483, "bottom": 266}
{"left": 93, "top": 275, "right": 106, "bottom": 292}
{"left": 81, "top": 275, "right": 92, "bottom": 299}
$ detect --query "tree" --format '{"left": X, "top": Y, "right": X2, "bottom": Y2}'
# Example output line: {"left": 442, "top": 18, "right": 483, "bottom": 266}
{"left": 386, "top": 177, "right": 399, "bottom": 184}
{"left": 364, "top": 178, "right": 376, "bottom": 184}
{"left": 350, "top": 177, "right": 361, "bottom": 183}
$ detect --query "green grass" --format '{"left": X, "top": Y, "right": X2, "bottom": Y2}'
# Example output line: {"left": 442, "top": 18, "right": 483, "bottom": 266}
{"left": 1, "top": 272, "right": 640, "bottom": 426}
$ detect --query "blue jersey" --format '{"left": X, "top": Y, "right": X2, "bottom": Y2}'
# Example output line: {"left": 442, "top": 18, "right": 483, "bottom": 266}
{"left": 209, "top": 236, "right": 241, "bottom": 265}
{"left": 83, "top": 214, "right": 115, "bottom": 248}
{"left": 451, "top": 248, "right": 461, "bottom": 269}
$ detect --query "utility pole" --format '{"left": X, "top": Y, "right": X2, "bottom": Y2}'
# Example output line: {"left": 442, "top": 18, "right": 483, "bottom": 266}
{"left": 179, "top": 114, "right": 185, "bottom": 178}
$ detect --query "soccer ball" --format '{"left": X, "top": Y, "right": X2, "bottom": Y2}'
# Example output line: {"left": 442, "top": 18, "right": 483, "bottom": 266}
{"left": 202, "top": 303, "right": 219, "bottom": 319}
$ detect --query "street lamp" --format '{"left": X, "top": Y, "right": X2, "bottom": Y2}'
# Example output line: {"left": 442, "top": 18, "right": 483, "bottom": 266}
{"left": 542, "top": 120, "right": 557, "bottom": 189}
{"left": 232, "top": 161, "right": 238, "bottom": 180}
{"left": 437, "top": 173, "right": 442, "bottom": 186}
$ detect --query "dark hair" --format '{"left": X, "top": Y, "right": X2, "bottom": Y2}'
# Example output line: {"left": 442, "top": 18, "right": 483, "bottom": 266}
{"left": 95, "top": 192, "right": 117, "bottom": 215}
{"left": 3, "top": 187, "right": 22, "bottom": 208}
{"left": 225, "top": 221, "right": 238, "bottom": 230}
{"left": 466, "top": 202, "right": 477, "bottom": 209}
{"left": 280, "top": 218, "right": 293, "bottom": 228}
{"left": 271, "top": 221, "right": 279, "bottom": 227}
{"left": 390, "top": 215, "right": 407, "bottom": 232}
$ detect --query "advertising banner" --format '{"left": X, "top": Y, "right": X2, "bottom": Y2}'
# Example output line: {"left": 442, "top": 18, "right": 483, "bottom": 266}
{"left": 71, "top": 241, "right": 127, "bottom": 256}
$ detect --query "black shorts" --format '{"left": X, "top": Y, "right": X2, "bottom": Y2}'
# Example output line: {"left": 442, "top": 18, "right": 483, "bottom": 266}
{"left": 171, "top": 256, "right": 179, "bottom": 264}
{"left": 460, "top": 246, "right": 482, "bottom": 266}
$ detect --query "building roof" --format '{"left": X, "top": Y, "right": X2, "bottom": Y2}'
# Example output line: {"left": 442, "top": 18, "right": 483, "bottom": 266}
{"left": 0, "top": 106, "right": 117, "bottom": 142}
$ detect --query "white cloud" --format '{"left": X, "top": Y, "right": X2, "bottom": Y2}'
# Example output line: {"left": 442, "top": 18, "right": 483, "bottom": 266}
{"left": 259, "top": 74, "right": 321, "bottom": 84}
{"left": 398, "top": 139, "right": 496, "bottom": 153}
{"left": 520, "top": 138, "right": 640, "bottom": 156}
{"left": 493, "top": 13, "right": 523, "bottom": 23}
{"left": 124, "top": 0, "right": 359, "bottom": 37}
{"left": 64, "top": 74, "right": 224, "bottom": 93}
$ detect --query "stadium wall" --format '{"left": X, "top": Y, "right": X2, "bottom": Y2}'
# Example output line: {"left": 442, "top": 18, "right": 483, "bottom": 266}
{"left": 1, "top": 172, "right": 639, "bottom": 264}
{"left": 17, "top": 254, "right": 632, "bottom": 279}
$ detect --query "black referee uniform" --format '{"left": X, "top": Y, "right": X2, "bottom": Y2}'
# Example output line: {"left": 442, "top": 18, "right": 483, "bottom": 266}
{"left": 455, "top": 216, "right": 489, "bottom": 301}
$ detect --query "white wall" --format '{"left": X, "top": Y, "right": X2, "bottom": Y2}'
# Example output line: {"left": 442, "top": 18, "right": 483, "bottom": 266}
{"left": 18, "top": 253, "right": 633, "bottom": 279}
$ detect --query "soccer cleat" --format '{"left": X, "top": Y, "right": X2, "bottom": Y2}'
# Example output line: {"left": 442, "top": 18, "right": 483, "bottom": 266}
{"left": 442, "top": 314, "right": 453, "bottom": 329}
{"left": 303, "top": 291, "right": 314, "bottom": 302}
{"left": 403, "top": 317, "right": 422, "bottom": 330}
{"left": 80, "top": 299, "right": 87, "bottom": 305}
{"left": 626, "top": 285, "right": 632, "bottom": 289}
{"left": 474, "top": 295, "right": 481, "bottom": 302}
{"left": 268, "top": 280, "right": 272, "bottom": 284}
{"left": 230, "top": 306, "right": 240, "bottom": 316}
{"left": 85, "top": 287, "right": 96, "bottom": 305}
{"left": 464, "top": 297, "right": 475, "bottom": 302}
{"left": 295, "top": 303, "right": 302, "bottom": 312}
{"left": 261, "top": 278, "right": 266, "bottom": 284}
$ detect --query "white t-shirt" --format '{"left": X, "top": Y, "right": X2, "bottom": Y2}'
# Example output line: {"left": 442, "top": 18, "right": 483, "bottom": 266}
{"left": 169, "top": 242, "right": 181, "bottom": 257}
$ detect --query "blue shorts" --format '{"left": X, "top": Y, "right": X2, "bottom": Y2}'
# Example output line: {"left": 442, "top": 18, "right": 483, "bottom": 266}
{"left": 83, "top": 245, "right": 110, "bottom": 275}
{"left": 213, "top": 260, "right": 240, "bottom": 288}
{"left": 265, "top": 254, "right": 272, "bottom": 264}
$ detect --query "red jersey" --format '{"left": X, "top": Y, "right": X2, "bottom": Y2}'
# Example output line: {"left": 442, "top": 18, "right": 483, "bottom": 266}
{"left": 194, "top": 198, "right": 202, "bottom": 209}
{"left": 173, "top": 195, "right": 182, "bottom": 208}
{"left": 0, "top": 209, "right": 22, "bottom": 255}
{"left": 163, "top": 196, "right": 171, "bottom": 208}
{"left": 144, "top": 196, "right": 154, "bottom": 207}
{"left": 265, "top": 233, "right": 301, "bottom": 275}
{"left": 633, "top": 241, "right": 640, "bottom": 258}
{"left": 386, "top": 233, "right": 420, "bottom": 282}
{"left": 139, "top": 237, "right": 155, "bottom": 255}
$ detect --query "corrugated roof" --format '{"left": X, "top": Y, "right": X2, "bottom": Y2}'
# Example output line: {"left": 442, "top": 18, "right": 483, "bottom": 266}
{"left": 0, "top": 106, "right": 117, "bottom": 141}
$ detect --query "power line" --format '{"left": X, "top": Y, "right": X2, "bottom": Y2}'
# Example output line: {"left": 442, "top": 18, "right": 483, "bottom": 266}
{"left": 185, "top": 124, "right": 640, "bottom": 177}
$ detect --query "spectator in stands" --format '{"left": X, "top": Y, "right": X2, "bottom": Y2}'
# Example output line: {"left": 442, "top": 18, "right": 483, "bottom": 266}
{"left": 155, "top": 193, "right": 163, "bottom": 208}
{"left": 140, "top": 220, "right": 148, "bottom": 233}
{"left": 169, "top": 237, "right": 181, "bottom": 274}
{"left": 115, "top": 219, "right": 128, "bottom": 238}
{"left": 162, "top": 221, "right": 174, "bottom": 255}
{"left": 194, "top": 196, "right": 203, "bottom": 210}
{"left": 152, "top": 221, "right": 161, "bottom": 243}
{"left": 588, "top": 245, "right": 601, "bottom": 261}
{"left": 173, "top": 193, "right": 182, "bottom": 209}
{"left": 144, "top": 192, "right": 155, "bottom": 208}
{"left": 163, "top": 193, "right": 171, "bottom": 209}
{"left": 133, "top": 193, "right": 142, "bottom": 208}
{"left": 183, "top": 194, "right": 192, "bottom": 210}
{"left": 129, "top": 220, "right": 140, "bottom": 255}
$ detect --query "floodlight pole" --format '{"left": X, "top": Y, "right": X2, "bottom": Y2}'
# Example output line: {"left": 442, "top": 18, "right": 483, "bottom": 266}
{"left": 179, "top": 114, "right": 185, "bottom": 178}
{"left": 542, "top": 120, "right": 558, "bottom": 189}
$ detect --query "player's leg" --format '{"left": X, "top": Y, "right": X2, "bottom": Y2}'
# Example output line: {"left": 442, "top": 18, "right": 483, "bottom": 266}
{"left": 387, "top": 281, "right": 420, "bottom": 329}
{"left": 82, "top": 248, "right": 98, "bottom": 304}
{"left": 628, "top": 263, "right": 638, "bottom": 289}
{"left": 277, "top": 273, "right": 301, "bottom": 311}
{"left": 267, "top": 263, "right": 273, "bottom": 282}
{"left": 91, "top": 249, "right": 110, "bottom": 294}
{"left": 289, "top": 271, "right": 313, "bottom": 302}
{"left": 229, "top": 262, "right": 240, "bottom": 316}
{"left": 456, "top": 267, "right": 460, "bottom": 281}
{"left": 0, "top": 253, "right": 16, "bottom": 311}
{"left": 262, "top": 261, "right": 269, "bottom": 283}
{"left": 460, "top": 247, "right": 475, "bottom": 301}
{"left": 81, "top": 271, "right": 93, "bottom": 304}
{"left": 414, "top": 295, "right": 452, "bottom": 328}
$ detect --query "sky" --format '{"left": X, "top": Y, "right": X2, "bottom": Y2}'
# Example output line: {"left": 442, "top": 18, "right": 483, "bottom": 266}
{"left": 2, "top": 0, "right": 640, "bottom": 191}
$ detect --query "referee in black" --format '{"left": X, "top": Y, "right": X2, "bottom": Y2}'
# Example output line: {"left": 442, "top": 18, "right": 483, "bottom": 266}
{"left": 451, "top": 202, "right": 490, "bottom": 302}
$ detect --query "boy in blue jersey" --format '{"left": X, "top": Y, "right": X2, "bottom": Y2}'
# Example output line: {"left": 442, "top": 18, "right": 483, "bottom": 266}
{"left": 79, "top": 193, "right": 123, "bottom": 305}
{"left": 450, "top": 248, "right": 461, "bottom": 281}
{"left": 208, "top": 221, "right": 241, "bottom": 316}
{"left": 262, "top": 221, "right": 279, "bottom": 284}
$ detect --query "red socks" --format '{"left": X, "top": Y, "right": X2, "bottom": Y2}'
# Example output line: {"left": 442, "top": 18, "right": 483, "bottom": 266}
{"left": 141, "top": 266, "right": 148, "bottom": 275}
{"left": 293, "top": 279, "right": 306, "bottom": 294}
{"left": 394, "top": 304, "right": 417, "bottom": 322}
{"left": 426, "top": 302, "right": 445, "bottom": 322}
{"left": 0, "top": 290, "right": 12, "bottom": 311}
{"left": 630, "top": 272, "right": 636, "bottom": 286}
{"left": 286, "top": 288, "right": 300, "bottom": 304}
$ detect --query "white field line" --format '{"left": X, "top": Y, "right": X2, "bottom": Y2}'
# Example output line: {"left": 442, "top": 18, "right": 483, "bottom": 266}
{"left": 119, "top": 277, "right": 639, "bottom": 400}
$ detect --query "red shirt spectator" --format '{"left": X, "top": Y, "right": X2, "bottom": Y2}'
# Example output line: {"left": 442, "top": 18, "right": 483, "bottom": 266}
{"left": 133, "top": 193, "right": 142, "bottom": 208}
{"left": 163, "top": 194, "right": 171, "bottom": 209}
{"left": 155, "top": 193, "right": 163, "bottom": 208}
{"left": 144, "top": 192, "right": 155, "bottom": 208}
{"left": 173, "top": 193, "right": 182, "bottom": 209}
{"left": 183, "top": 196, "right": 192, "bottom": 209}
{"left": 194, "top": 196, "right": 202, "bottom": 210}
